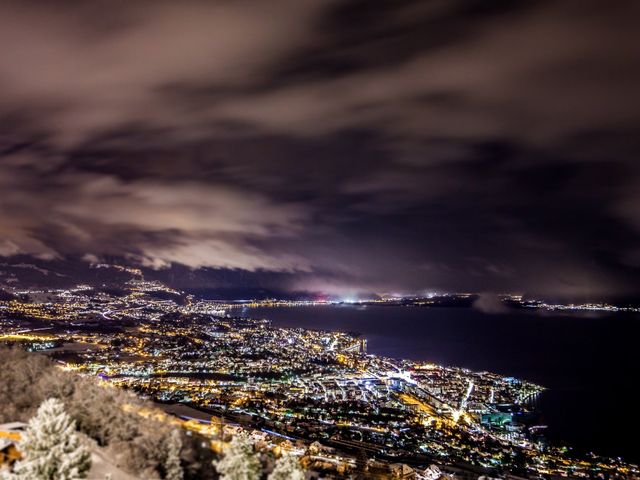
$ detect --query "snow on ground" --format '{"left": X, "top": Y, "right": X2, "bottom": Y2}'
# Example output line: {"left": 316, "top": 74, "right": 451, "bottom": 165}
{"left": 87, "top": 448, "right": 140, "bottom": 480}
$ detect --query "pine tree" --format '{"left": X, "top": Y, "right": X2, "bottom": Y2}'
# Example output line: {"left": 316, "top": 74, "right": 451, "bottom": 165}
{"left": 213, "top": 432, "right": 261, "bottom": 480}
{"left": 164, "top": 429, "right": 183, "bottom": 480}
{"left": 11, "top": 398, "right": 91, "bottom": 480}
{"left": 268, "top": 454, "right": 305, "bottom": 480}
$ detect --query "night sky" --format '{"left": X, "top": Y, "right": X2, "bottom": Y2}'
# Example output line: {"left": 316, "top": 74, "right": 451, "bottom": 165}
{"left": 1, "top": 0, "right": 640, "bottom": 298}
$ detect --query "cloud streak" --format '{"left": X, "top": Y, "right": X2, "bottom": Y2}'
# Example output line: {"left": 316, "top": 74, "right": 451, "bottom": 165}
{"left": 1, "top": 0, "right": 640, "bottom": 297}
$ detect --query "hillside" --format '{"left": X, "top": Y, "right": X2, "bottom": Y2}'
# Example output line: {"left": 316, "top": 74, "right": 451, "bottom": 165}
{"left": 0, "top": 346, "right": 215, "bottom": 480}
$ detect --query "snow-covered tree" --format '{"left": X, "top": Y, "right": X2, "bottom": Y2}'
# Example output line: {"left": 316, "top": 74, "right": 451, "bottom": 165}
{"left": 268, "top": 454, "right": 305, "bottom": 480}
{"left": 213, "top": 433, "right": 261, "bottom": 480}
{"left": 164, "top": 429, "right": 183, "bottom": 480}
{"left": 11, "top": 398, "right": 91, "bottom": 480}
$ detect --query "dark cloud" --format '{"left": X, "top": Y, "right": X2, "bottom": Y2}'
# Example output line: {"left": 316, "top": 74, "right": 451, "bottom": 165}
{"left": 1, "top": 0, "right": 640, "bottom": 297}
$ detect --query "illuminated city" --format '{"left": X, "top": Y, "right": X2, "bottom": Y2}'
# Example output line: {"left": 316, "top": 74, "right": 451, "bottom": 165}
{"left": 1, "top": 269, "right": 637, "bottom": 479}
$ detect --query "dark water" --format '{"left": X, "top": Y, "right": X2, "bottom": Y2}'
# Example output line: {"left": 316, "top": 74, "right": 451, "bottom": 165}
{"left": 240, "top": 305, "right": 639, "bottom": 463}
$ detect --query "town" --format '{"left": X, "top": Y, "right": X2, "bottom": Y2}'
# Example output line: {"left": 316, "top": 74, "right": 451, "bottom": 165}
{"left": 0, "top": 276, "right": 636, "bottom": 479}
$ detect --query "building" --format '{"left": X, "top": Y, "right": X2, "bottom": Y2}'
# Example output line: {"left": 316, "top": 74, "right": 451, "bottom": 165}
{"left": 0, "top": 422, "right": 26, "bottom": 469}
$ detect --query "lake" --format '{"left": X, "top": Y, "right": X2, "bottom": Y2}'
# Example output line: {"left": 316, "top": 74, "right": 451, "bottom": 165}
{"left": 239, "top": 304, "right": 639, "bottom": 463}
